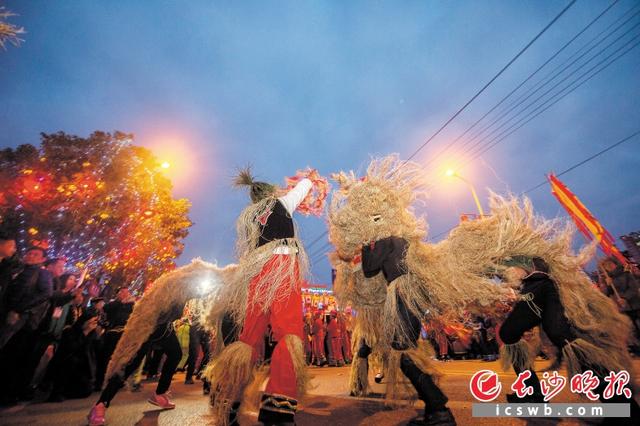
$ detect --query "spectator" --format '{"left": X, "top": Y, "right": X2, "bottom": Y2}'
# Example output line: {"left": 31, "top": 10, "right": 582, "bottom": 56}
{"left": 46, "top": 311, "right": 100, "bottom": 402}
{"left": 303, "top": 312, "right": 313, "bottom": 365}
{"left": 45, "top": 258, "right": 66, "bottom": 292}
{"left": 600, "top": 258, "right": 640, "bottom": 354}
{"left": 88, "top": 297, "right": 106, "bottom": 330}
{"left": 0, "top": 247, "right": 53, "bottom": 403}
{"left": 0, "top": 247, "right": 53, "bottom": 349}
{"left": 0, "top": 233, "right": 18, "bottom": 317}
{"left": 26, "top": 273, "right": 80, "bottom": 395}
{"left": 94, "top": 286, "right": 135, "bottom": 391}
{"left": 339, "top": 311, "right": 352, "bottom": 364}
{"left": 67, "top": 290, "right": 85, "bottom": 327}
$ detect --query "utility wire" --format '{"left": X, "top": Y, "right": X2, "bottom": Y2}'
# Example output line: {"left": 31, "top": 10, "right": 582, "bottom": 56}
{"left": 465, "top": 32, "right": 640, "bottom": 162}
{"left": 422, "top": 0, "right": 621, "bottom": 170}
{"left": 484, "top": 1, "right": 639, "bottom": 132}
{"left": 523, "top": 129, "right": 640, "bottom": 193}
{"left": 398, "top": 0, "right": 577, "bottom": 168}
{"left": 462, "top": 16, "right": 640, "bottom": 159}
{"left": 307, "top": 2, "right": 577, "bottom": 263}
{"left": 429, "top": 129, "right": 640, "bottom": 242}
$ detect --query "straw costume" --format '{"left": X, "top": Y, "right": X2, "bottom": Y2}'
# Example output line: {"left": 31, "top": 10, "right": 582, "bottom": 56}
{"left": 498, "top": 255, "right": 640, "bottom": 422}
{"left": 329, "top": 154, "right": 638, "bottom": 425}
{"left": 205, "top": 168, "right": 326, "bottom": 426}
{"left": 329, "top": 155, "right": 495, "bottom": 426}
{"left": 442, "top": 195, "right": 638, "bottom": 422}
{"left": 87, "top": 259, "right": 236, "bottom": 426}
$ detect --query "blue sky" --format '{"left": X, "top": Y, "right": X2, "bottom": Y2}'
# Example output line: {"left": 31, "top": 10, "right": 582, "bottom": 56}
{"left": 1, "top": 0, "right": 639, "bottom": 284}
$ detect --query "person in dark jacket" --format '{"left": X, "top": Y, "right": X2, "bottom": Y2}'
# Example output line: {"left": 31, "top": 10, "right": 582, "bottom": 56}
{"left": 0, "top": 233, "right": 18, "bottom": 318}
{"left": 88, "top": 302, "right": 183, "bottom": 425}
{"left": 0, "top": 247, "right": 53, "bottom": 348}
{"left": 25, "top": 273, "right": 80, "bottom": 396}
{"left": 47, "top": 311, "right": 100, "bottom": 401}
{"left": 45, "top": 258, "right": 67, "bottom": 292}
{"left": 499, "top": 256, "right": 640, "bottom": 424}
{"left": 360, "top": 236, "right": 455, "bottom": 426}
{"left": 94, "top": 286, "right": 135, "bottom": 391}
{"left": 0, "top": 246, "right": 53, "bottom": 403}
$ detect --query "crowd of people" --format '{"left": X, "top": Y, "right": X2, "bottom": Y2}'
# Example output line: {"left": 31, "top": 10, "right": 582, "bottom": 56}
{"left": 0, "top": 233, "right": 139, "bottom": 405}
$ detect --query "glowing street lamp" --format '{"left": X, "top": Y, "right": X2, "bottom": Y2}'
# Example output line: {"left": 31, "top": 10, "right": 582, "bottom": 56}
{"left": 160, "top": 161, "right": 170, "bottom": 169}
{"left": 445, "top": 169, "right": 485, "bottom": 216}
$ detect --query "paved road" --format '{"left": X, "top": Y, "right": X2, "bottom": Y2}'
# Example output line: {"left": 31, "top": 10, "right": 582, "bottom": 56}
{"left": 1, "top": 359, "right": 637, "bottom": 425}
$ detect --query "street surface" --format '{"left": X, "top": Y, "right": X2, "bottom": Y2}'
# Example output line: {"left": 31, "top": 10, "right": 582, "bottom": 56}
{"left": 1, "top": 358, "right": 638, "bottom": 426}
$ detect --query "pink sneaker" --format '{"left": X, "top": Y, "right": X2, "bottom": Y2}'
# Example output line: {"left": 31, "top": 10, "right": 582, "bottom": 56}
{"left": 87, "top": 402, "right": 106, "bottom": 426}
{"left": 148, "top": 392, "right": 176, "bottom": 409}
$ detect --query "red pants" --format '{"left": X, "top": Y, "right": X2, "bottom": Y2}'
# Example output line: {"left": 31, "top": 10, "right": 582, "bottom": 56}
{"left": 342, "top": 332, "right": 352, "bottom": 360}
{"left": 329, "top": 337, "right": 343, "bottom": 362}
{"left": 312, "top": 335, "right": 326, "bottom": 361}
{"left": 239, "top": 255, "right": 303, "bottom": 399}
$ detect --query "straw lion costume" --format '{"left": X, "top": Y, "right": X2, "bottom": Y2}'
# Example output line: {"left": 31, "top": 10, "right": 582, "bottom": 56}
{"left": 329, "top": 155, "right": 637, "bottom": 425}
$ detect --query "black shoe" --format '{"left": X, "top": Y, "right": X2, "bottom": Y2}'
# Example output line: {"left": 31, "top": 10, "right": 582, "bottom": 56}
{"left": 506, "top": 392, "right": 544, "bottom": 403}
{"left": 374, "top": 373, "right": 384, "bottom": 384}
{"left": 408, "top": 408, "right": 456, "bottom": 426}
{"left": 259, "top": 393, "right": 297, "bottom": 425}
{"left": 185, "top": 378, "right": 195, "bottom": 385}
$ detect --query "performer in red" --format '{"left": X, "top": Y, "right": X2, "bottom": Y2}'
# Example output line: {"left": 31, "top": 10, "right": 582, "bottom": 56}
{"left": 208, "top": 168, "right": 326, "bottom": 426}
{"left": 326, "top": 311, "right": 344, "bottom": 366}
{"left": 311, "top": 310, "right": 327, "bottom": 366}
{"left": 339, "top": 311, "right": 353, "bottom": 363}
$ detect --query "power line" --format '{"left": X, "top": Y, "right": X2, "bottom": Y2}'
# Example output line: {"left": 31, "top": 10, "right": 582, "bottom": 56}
{"left": 465, "top": 31, "right": 640, "bottom": 162}
{"left": 399, "top": 0, "right": 577, "bottom": 167}
{"left": 429, "top": 129, "right": 640, "bottom": 241}
{"left": 482, "top": 1, "right": 639, "bottom": 135}
{"left": 422, "top": 0, "right": 622, "bottom": 170}
{"left": 523, "top": 129, "right": 640, "bottom": 193}
{"left": 307, "top": 3, "right": 577, "bottom": 264}
{"left": 461, "top": 16, "right": 640, "bottom": 160}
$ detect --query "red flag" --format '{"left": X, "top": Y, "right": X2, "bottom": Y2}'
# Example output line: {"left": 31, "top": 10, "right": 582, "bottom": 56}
{"left": 548, "top": 173, "right": 627, "bottom": 265}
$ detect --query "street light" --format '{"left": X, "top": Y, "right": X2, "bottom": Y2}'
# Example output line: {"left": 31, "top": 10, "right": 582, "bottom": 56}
{"left": 445, "top": 169, "right": 485, "bottom": 216}
{"left": 161, "top": 161, "right": 170, "bottom": 169}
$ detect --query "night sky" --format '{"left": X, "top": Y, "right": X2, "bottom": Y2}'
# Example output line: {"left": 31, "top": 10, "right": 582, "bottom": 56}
{"left": 1, "top": 0, "right": 639, "bottom": 285}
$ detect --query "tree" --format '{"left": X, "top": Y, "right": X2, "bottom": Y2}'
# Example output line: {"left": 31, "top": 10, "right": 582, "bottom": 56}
{"left": 0, "top": 131, "right": 192, "bottom": 290}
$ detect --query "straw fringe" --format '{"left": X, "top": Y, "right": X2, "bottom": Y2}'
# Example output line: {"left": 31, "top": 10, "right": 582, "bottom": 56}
{"left": 384, "top": 350, "right": 414, "bottom": 405}
{"left": 241, "top": 365, "right": 270, "bottom": 415}
{"left": 349, "top": 355, "right": 370, "bottom": 396}
{"left": 105, "top": 259, "right": 234, "bottom": 385}
{"left": 206, "top": 341, "right": 255, "bottom": 425}
{"left": 500, "top": 341, "right": 534, "bottom": 372}
{"left": 562, "top": 338, "right": 631, "bottom": 379}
